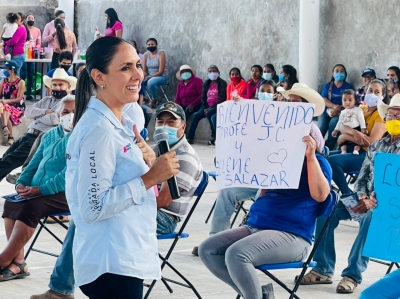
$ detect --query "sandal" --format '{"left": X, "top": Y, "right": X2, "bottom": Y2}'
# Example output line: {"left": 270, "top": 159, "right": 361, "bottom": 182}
{"left": 0, "top": 261, "right": 30, "bottom": 282}
{"left": 2, "top": 126, "right": 9, "bottom": 136}
{"left": 336, "top": 276, "right": 357, "bottom": 293}
{"left": 295, "top": 270, "right": 333, "bottom": 285}
{"left": 6, "top": 136, "right": 14, "bottom": 146}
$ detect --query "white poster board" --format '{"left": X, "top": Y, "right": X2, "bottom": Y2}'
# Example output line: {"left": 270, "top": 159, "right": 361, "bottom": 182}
{"left": 215, "top": 100, "right": 315, "bottom": 190}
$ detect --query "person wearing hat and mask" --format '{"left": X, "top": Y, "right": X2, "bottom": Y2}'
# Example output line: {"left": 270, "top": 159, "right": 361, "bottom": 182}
{"left": 296, "top": 94, "right": 400, "bottom": 294}
{"left": 0, "top": 95, "right": 75, "bottom": 282}
{"left": 175, "top": 65, "right": 203, "bottom": 120}
{"left": 153, "top": 102, "right": 203, "bottom": 234}
{"left": 44, "top": 51, "right": 74, "bottom": 96}
{"left": 0, "top": 60, "right": 26, "bottom": 146}
{"left": 0, "top": 67, "right": 76, "bottom": 183}
{"left": 356, "top": 68, "right": 376, "bottom": 105}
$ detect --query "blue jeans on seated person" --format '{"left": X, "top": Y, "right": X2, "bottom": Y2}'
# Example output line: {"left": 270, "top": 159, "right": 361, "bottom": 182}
{"left": 210, "top": 187, "right": 258, "bottom": 236}
{"left": 140, "top": 76, "right": 168, "bottom": 100}
{"left": 142, "top": 104, "right": 152, "bottom": 128}
{"left": 11, "top": 54, "right": 25, "bottom": 77}
{"left": 318, "top": 111, "right": 339, "bottom": 150}
{"left": 312, "top": 201, "right": 372, "bottom": 284}
{"left": 328, "top": 147, "right": 366, "bottom": 195}
{"left": 49, "top": 219, "right": 75, "bottom": 296}
{"left": 157, "top": 210, "right": 179, "bottom": 235}
{"left": 359, "top": 269, "right": 400, "bottom": 299}
{"left": 187, "top": 106, "right": 217, "bottom": 141}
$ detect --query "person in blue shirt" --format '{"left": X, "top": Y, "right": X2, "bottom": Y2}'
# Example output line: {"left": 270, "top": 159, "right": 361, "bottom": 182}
{"left": 318, "top": 64, "right": 353, "bottom": 150}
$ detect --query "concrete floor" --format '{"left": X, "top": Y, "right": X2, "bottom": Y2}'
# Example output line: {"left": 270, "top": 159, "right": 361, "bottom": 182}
{"left": 0, "top": 143, "right": 390, "bottom": 299}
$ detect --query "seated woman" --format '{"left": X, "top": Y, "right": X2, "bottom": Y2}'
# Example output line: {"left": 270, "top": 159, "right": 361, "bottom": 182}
{"left": 241, "top": 65, "right": 262, "bottom": 99}
{"left": 0, "top": 60, "right": 25, "bottom": 146}
{"left": 386, "top": 66, "right": 400, "bottom": 83}
{"left": 175, "top": 64, "right": 203, "bottom": 120}
{"left": 199, "top": 85, "right": 331, "bottom": 299}
{"left": 257, "top": 79, "right": 277, "bottom": 101}
{"left": 226, "top": 67, "right": 247, "bottom": 100}
{"left": 187, "top": 64, "right": 227, "bottom": 145}
{"left": 0, "top": 96, "right": 75, "bottom": 281}
{"left": 261, "top": 63, "right": 279, "bottom": 84}
{"left": 278, "top": 64, "right": 298, "bottom": 90}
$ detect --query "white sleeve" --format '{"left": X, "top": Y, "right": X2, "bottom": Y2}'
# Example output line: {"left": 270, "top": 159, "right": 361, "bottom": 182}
{"left": 357, "top": 108, "right": 367, "bottom": 129}
{"left": 77, "top": 126, "right": 148, "bottom": 224}
{"left": 334, "top": 111, "right": 344, "bottom": 131}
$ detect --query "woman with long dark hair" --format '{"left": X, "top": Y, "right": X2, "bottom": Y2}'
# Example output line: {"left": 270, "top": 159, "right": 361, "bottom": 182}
{"left": 66, "top": 36, "right": 179, "bottom": 298}
{"left": 51, "top": 18, "right": 77, "bottom": 69}
{"left": 42, "top": 9, "right": 70, "bottom": 50}
{"left": 279, "top": 64, "right": 298, "bottom": 90}
{"left": 226, "top": 67, "right": 247, "bottom": 100}
{"left": 104, "top": 8, "right": 123, "bottom": 38}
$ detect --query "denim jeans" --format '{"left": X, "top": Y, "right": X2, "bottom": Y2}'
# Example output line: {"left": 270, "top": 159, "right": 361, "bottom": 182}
{"left": 11, "top": 54, "right": 25, "bottom": 77}
{"left": 210, "top": 187, "right": 258, "bottom": 235}
{"left": 182, "top": 104, "right": 201, "bottom": 121}
{"left": 199, "top": 225, "right": 310, "bottom": 299}
{"left": 328, "top": 148, "right": 366, "bottom": 195}
{"left": 140, "top": 76, "right": 168, "bottom": 100}
{"left": 187, "top": 106, "right": 217, "bottom": 141}
{"left": 142, "top": 104, "right": 152, "bottom": 128}
{"left": 359, "top": 269, "right": 400, "bottom": 299}
{"left": 318, "top": 111, "right": 339, "bottom": 150}
{"left": 156, "top": 210, "right": 178, "bottom": 235}
{"left": 312, "top": 201, "right": 372, "bottom": 284}
{"left": 211, "top": 114, "right": 217, "bottom": 139}
{"left": 49, "top": 219, "right": 75, "bottom": 295}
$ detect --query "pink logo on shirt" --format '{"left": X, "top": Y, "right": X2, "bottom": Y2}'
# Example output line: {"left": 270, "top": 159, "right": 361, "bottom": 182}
{"left": 123, "top": 143, "right": 132, "bottom": 153}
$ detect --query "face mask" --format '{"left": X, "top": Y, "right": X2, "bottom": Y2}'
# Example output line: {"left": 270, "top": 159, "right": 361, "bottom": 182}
{"left": 52, "top": 90, "right": 68, "bottom": 99}
{"left": 334, "top": 73, "right": 346, "bottom": 82}
{"left": 60, "top": 65, "right": 71, "bottom": 73}
{"left": 278, "top": 73, "right": 286, "bottom": 82}
{"left": 3, "top": 70, "right": 10, "bottom": 78}
{"left": 181, "top": 72, "right": 192, "bottom": 81}
{"left": 60, "top": 113, "right": 74, "bottom": 132}
{"left": 231, "top": 76, "right": 241, "bottom": 84}
{"left": 385, "top": 120, "right": 400, "bottom": 136}
{"left": 258, "top": 92, "right": 274, "bottom": 101}
{"left": 27, "top": 20, "right": 35, "bottom": 26}
{"left": 389, "top": 78, "right": 399, "bottom": 83}
{"left": 147, "top": 46, "right": 157, "bottom": 52}
{"left": 154, "top": 125, "right": 180, "bottom": 145}
{"left": 208, "top": 72, "right": 219, "bottom": 81}
{"left": 262, "top": 73, "right": 272, "bottom": 81}
{"left": 364, "top": 93, "right": 383, "bottom": 107}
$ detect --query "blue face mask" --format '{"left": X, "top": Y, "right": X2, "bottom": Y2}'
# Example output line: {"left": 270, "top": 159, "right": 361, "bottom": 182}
{"left": 3, "top": 70, "right": 10, "bottom": 78}
{"left": 258, "top": 92, "right": 274, "bottom": 101}
{"left": 278, "top": 73, "right": 286, "bottom": 82}
{"left": 181, "top": 72, "right": 192, "bottom": 81}
{"left": 262, "top": 73, "right": 272, "bottom": 81}
{"left": 155, "top": 125, "right": 180, "bottom": 145}
{"left": 334, "top": 73, "right": 345, "bottom": 82}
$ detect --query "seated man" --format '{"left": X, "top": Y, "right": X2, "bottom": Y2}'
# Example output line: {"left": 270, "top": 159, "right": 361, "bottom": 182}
{"left": 45, "top": 51, "right": 74, "bottom": 96}
{"left": 0, "top": 96, "right": 75, "bottom": 281}
{"left": 0, "top": 68, "right": 76, "bottom": 182}
{"left": 296, "top": 95, "right": 400, "bottom": 293}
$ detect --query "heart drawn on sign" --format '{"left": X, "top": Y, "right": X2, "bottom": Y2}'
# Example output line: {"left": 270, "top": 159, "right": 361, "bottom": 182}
{"left": 267, "top": 149, "right": 287, "bottom": 166}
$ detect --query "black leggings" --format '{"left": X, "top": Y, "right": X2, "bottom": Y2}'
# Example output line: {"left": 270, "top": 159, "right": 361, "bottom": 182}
{"left": 80, "top": 273, "right": 143, "bottom": 299}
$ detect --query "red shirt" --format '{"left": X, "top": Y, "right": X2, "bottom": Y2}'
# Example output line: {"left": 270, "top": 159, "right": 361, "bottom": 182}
{"left": 241, "top": 79, "right": 260, "bottom": 99}
{"left": 226, "top": 79, "right": 247, "bottom": 101}
{"left": 175, "top": 76, "right": 203, "bottom": 108}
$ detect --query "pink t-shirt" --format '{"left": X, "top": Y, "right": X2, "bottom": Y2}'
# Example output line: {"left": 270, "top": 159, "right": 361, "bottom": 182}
{"left": 105, "top": 21, "right": 123, "bottom": 37}
{"left": 207, "top": 84, "right": 219, "bottom": 107}
{"left": 28, "top": 27, "right": 41, "bottom": 48}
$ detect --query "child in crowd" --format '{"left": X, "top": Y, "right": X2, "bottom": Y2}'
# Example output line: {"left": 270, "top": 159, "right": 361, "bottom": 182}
{"left": 332, "top": 89, "right": 366, "bottom": 155}
{"left": 257, "top": 79, "right": 277, "bottom": 101}
{"left": 0, "top": 13, "right": 18, "bottom": 58}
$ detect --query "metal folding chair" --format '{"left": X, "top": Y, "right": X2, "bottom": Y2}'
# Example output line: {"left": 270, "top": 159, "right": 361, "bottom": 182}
{"left": 145, "top": 83, "right": 170, "bottom": 103}
{"left": 144, "top": 171, "right": 209, "bottom": 299}
{"left": 24, "top": 211, "right": 70, "bottom": 259}
{"left": 236, "top": 190, "right": 339, "bottom": 299}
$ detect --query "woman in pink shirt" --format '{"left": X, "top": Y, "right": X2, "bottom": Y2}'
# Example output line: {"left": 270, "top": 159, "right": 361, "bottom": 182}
{"left": 42, "top": 10, "right": 70, "bottom": 49}
{"left": 241, "top": 65, "right": 262, "bottom": 99}
{"left": 26, "top": 14, "right": 41, "bottom": 48}
{"left": 104, "top": 8, "right": 123, "bottom": 38}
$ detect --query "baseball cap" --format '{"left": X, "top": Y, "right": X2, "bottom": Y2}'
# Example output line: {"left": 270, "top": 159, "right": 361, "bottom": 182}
{"left": 156, "top": 102, "right": 186, "bottom": 122}
{"left": 362, "top": 68, "right": 376, "bottom": 77}
{"left": 0, "top": 60, "right": 18, "bottom": 70}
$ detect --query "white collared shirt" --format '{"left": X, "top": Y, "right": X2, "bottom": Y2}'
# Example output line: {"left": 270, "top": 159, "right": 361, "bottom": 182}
{"left": 66, "top": 97, "right": 160, "bottom": 287}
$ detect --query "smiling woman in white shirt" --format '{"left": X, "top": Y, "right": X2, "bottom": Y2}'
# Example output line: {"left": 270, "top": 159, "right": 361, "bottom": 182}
{"left": 66, "top": 36, "right": 179, "bottom": 299}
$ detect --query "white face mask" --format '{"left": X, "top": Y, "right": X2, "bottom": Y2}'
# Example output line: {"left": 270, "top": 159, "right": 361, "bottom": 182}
{"left": 208, "top": 72, "right": 219, "bottom": 81}
{"left": 60, "top": 113, "right": 74, "bottom": 132}
{"left": 364, "top": 93, "right": 383, "bottom": 107}
{"left": 262, "top": 73, "right": 272, "bottom": 81}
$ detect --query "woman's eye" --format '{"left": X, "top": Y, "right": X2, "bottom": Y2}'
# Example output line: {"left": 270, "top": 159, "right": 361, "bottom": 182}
{"left": 137, "top": 63, "right": 142, "bottom": 69}
{"left": 122, "top": 66, "right": 130, "bottom": 71}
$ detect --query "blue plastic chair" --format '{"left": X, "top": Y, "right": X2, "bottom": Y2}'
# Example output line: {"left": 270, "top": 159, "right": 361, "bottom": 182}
{"left": 25, "top": 211, "right": 71, "bottom": 259}
{"left": 144, "top": 171, "right": 209, "bottom": 299}
{"left": 236, "top": 190, "right": 339, "bottom": 299}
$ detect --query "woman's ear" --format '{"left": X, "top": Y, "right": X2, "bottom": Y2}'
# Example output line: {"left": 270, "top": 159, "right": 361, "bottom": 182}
{"left": 90, "top": 68, "right": 105, "bottom": 89}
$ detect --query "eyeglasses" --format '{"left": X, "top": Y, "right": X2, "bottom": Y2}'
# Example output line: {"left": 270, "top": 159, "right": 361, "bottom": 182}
{"left": 385, "top": 113, "right": 400, "bottom": 120}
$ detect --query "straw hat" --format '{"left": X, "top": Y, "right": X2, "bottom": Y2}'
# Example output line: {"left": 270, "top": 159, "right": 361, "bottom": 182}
{"left": 176, "top": 65, "right": 196, "bottom": 81}
{"left": 277, "top": 83, "right": 325, "bottom": 117}
{"left": 377, "top": 94, "right": 400, "bottom": 119}
{"left": 43, "top": 68, "right": 77, "bottom": 91}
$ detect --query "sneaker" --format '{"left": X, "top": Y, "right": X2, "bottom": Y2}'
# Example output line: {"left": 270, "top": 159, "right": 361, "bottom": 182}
{"left": 6, "top": 173, "right": 21, "bottom": 184}
{"left": 30, "top": 290, "right": 75, "bottom": 299}
{"left": 192, "top": 246, "right": 199, "bottom": 256}
{"left": 262, "top": 283, "right": 275, "bottom": 299}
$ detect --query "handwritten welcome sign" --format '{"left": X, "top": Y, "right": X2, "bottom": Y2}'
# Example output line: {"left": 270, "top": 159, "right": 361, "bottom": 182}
{"left": 215, "top": 100, "right": 315, "bottom": 190}
{"left": 363, "top": 153, "right": 400, "bottom": 262}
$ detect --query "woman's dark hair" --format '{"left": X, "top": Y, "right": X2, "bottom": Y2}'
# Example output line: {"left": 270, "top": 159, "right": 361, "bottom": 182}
{"left": 282, "top": 64, "right": 298, "bottom": 89}
{"left": 146, "top": 38, "right": 158, "bottom": 45}
{"left": 6, "top": 13, "right": 17, "bottom": 23}
{"left": 264, "top": 63, "right": 276, "bottom": 75}
{"left": 17, "top": 12, "right": 31, "bottom": 42}
{"left": 251, "top": 64, "right": 263, "bottom": 75}
{"left": 259, "top": 79, "right": 277, "bottom": 93}
{"left": 367, "top": 78, "right": 390, "bottom": 104}
{"left": 55, "top": 10, "right": 65, "bottom": 18}
{"left": 229, "top": 67, "right": 243, "bottom": 79}
{"left": 105, "top": 8, "right": 121, "bottom": 28}
{"left": 74, "top": 37, "right": 129, "bottom": 127}
{"left": 387, "top": 66, "right": 400, "bottom": 80}
{"left": 208, "top": 64, "right": 220, "bottom": 74}
{"left": 342, "top": 89, "right": 357, "bottom": 105}
{"left": 75, "top": 62, "right": 86, "bottom": 72}
{"left": 131, "top": 40, "right": 139, "bottom": 54}
{"left": 330, "top": 63, "right": 347, "bottom": 82}
{"left": 58, "top": 50, "right": 73, "bottom": 62}
{"left": 54, "top": 18, "right": 67, "bottom": 50}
